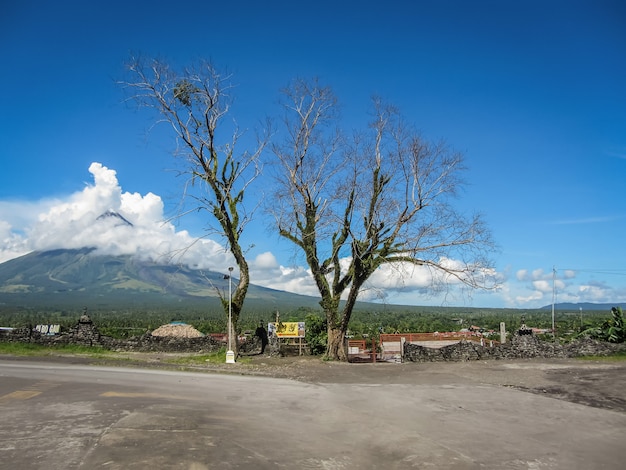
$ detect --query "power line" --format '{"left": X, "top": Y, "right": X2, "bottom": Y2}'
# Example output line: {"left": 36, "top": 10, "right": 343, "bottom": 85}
{"left": 560, "top": 268, "right": 626, "bottom": 276}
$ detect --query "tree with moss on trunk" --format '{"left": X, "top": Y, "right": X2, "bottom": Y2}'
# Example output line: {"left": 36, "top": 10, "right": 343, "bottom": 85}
{"left": 120, "top": 57, "right": 268, "bottom": 354}
{"left": 269, "top": 79, "right": 498, "bottom": 361}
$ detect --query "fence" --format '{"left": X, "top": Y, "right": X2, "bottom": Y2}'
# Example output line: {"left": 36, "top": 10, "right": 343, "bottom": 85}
{"left": 347, "top": 339, "right": 380, "bottom": 363}
{"left": 348, "top": 332, "right": 499, "bottom": 363}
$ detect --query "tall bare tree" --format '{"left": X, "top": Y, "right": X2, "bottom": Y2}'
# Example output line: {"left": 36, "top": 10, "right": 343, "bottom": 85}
{"left": 271, "top": 79, "right": 497, "bottom": 360}
{"left": 120, "top": 57, "right": 268, "bottom": 351}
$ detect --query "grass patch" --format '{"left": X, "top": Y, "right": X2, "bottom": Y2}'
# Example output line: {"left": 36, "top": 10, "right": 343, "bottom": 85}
{"left": 0, "top": 342, "right": 250, "bottom": 366}
{"left": 165, "top": 348, "right": 251, "bottom": 365}
{"left": 0, "top": 342, "right": 45, "bottom": 356}
{"left": 578, "top": 349, "right": 626, "bottom": 361}
{"left": 0, "top": 342, "right": 114, "bottom": 358}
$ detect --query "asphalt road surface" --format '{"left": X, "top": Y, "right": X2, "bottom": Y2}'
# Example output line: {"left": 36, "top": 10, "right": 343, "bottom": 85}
{"left": 1, "top": 359, "right": 625, "bottom": 469}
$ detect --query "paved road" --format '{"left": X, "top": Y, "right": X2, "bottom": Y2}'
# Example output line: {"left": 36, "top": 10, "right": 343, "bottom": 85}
{"left": 1, "top": 360, "right": 624, "bottom": 469}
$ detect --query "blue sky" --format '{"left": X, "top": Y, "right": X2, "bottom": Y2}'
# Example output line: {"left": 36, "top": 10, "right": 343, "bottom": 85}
{"left": 1, "top": 0, "right": 625, "bottom": 309}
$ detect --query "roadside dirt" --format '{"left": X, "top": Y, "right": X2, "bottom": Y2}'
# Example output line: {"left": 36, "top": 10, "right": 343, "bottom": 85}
{"left": 4, "top": 352, "right": 625, "bottom": 413}
{"left": 160, "top": 353, "right": 626, "bottom": 413}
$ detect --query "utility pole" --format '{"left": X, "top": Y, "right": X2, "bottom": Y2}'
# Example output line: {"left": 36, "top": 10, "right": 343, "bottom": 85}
{"left": 551, "top": 266, "right": 556, "bottom": 341}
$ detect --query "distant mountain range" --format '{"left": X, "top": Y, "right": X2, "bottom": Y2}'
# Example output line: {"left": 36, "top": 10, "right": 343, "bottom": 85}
{"left": 540, "top": 302, "right": 626, "bottom": 312}
{"left": 0, "top": 248, "right": 321, "bottom": 310}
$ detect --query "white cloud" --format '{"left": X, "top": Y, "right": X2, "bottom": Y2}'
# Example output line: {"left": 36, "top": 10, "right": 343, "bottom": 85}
{"left": 563, "top": 269, "right": 576, "bottom": 279}
{"left": 532, "top": 280, "right": 552, "bottom": 293}
{"left": 515, "top": 291, "right": 545, "bottom": 304}
{"left": 0, "top": 220, "right": 28, "bottom": 263}
{"left": 578, "top": 283, "right": 612, "bottom": 302}
{"left": 499, "top": 265, "right": 626, "bottom": 309}
{"left": 516, "top": 269, "right": 528, "bottom": 281}
{"left": 531, "top": 268, "right": 545, "bottom": 280}
{"left": 249, "top": 252, "right": 318, "bottom": 296}
{"left": 0, "top": 162, "right": 232, "bottom": 271}
{"left": 249, "top": 252, "right": 504, "bottom": 306}
{"left": 253, "top": 251, "right": 279, "bottom": 270}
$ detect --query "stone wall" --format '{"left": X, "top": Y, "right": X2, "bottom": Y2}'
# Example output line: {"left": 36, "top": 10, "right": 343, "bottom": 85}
{"left": 104, "top": 333, "right": 223, "bottom": 353}
{"left": 0, "top": 315, "right": 223, "bottom": 354}
{"left": 403, "top": 334, "right": 626, "bottom": 363}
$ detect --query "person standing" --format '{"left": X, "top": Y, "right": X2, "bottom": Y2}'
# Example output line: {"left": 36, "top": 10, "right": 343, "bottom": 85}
{"left": 255, "top": 321, "right": 269, "bottom": 354}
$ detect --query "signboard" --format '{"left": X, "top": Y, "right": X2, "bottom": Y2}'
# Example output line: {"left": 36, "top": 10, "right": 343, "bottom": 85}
{"left": 35, "top": 324, "right": 60, "bottom": 335}
{"left": 268, "top": 321, "right": 305, "bottom": 338}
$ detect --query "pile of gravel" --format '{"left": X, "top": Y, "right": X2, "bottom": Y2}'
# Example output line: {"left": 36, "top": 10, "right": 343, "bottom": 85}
{"left": 151, "top": 323, "right": 204, "bottom": 338}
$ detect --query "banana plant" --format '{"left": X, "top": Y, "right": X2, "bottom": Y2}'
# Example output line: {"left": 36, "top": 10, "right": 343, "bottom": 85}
{"left": 579, "top": 306, "right": 624, "bottom": 343}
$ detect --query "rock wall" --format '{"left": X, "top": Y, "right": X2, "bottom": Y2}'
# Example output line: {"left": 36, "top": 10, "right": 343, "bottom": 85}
{"left": 104, "top": 333, "right": 223, "bottom": 353}
{"left": 0, "top": 316, "right": 222, "bottom": 354}
{"left": 403, "top": 334, "right": 625, "bottom": 362}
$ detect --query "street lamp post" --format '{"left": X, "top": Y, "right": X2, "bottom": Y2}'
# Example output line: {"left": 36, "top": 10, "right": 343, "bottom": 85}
{"left": 580, "top": 307, "right": 583, "bottom": 329}
{"left": 551, "top": 267, "right": 556, "bottom": 341}
{"left": 226, "top": 266, "right": 235, "bottom": 363}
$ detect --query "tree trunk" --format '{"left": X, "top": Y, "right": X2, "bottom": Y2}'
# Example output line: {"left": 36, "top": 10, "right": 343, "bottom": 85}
{"left": 326, "top": 326, "right": 348, "bottom": 361}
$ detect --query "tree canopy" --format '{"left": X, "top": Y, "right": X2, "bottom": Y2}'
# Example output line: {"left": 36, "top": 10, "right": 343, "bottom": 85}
{"left": 270, "top": 79, "right": 498, "bottom": 360}
{"left": 120, "top": 57, "right": 268, "bottom": 352}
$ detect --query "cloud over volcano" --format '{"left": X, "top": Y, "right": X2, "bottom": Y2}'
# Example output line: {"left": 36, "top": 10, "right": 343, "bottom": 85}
{"left": 0, "top": 162, "right": 230, "bottom": 270}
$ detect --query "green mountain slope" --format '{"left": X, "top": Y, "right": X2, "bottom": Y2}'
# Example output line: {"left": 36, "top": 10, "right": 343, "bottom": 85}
{"left": 0, "top": 248, "right": 321, "bottom": 310}
{"left": 2, "top": 250, "right": 621, "bottom": 316}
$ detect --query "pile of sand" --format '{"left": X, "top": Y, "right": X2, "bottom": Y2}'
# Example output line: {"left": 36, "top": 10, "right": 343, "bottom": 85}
{"left": 151, "top": 323, "right": 204, "bottom": 338}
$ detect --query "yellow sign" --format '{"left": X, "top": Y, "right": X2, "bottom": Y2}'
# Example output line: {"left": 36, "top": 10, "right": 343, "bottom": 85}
{"left": 269, "top": 321, "right": 305, "bottom": 338}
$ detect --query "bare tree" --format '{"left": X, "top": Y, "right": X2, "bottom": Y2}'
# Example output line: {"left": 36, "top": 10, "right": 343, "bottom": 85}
{"left": 271, "top": 80, "right": 497, "bottom": 360}
{"left": 120, "top": 56, "right": 268, "bottom": 352}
